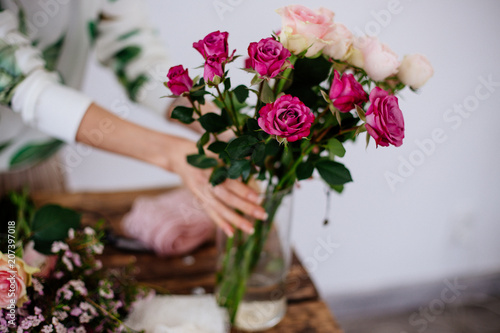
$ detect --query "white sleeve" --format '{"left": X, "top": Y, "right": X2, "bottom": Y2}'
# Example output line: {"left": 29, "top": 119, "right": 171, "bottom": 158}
{"left": 0, "top": 10, "right": 92, "bottom": 143}
{"left": 95, "top": 0, "right": 171, "bottom": 115}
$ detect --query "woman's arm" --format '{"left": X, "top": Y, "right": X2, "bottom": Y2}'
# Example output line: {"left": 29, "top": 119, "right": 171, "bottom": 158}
{"left": 76, "top": 103, "right": 266, "bottom": 236}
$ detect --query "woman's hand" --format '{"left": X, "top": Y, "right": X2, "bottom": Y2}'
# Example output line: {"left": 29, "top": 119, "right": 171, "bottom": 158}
{"left": 168, "top": 138, "right": 267, "bottom": 237}
{"left": 77, "top": 103, "right": 265, "bottom": 237}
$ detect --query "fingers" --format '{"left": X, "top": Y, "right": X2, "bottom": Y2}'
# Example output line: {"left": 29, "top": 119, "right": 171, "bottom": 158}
{"left": 187, "top": 179, "right": 257, "bottom": 237}
{"left": 212, "top": 182, "right": 268, "bottom": 221}
{"left": 204, "top": 208, "right": 235, "bottom": 237}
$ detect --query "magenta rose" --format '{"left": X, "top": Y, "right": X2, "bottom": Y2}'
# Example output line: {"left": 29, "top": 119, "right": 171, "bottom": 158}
{"left": 329, "top": 70, "right": 368, "bottom": 112}
{"left": 248, "top": 38, "right": 291, "bottom": 78}
{"left": 258, "top": 94, "right": 315, "bottom": 142}
{"left": 365, "top": 87, "right": 405, "bottom": 147}
{"left": 193, "top": 31, "right": 230, "bottom": 60}
{"left": 204, "top": 54, "right": 224, "bottom": 82}
{"left": 166, "top": 65, "right": 193, "bottom": 96}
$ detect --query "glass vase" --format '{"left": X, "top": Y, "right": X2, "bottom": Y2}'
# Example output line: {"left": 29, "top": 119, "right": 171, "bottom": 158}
{"left": 215, "top": 187, "right": 293, "bottom": 331}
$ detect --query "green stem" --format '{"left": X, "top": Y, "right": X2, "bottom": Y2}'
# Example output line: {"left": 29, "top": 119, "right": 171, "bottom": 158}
{"left": 215, "top": 85, "right": 241, "bottom": 136}
{"left": 254, "top": 81, "right": 265, "bottom": 118}
{"left": 274, "top": 55, "right": 297, "bottom": 95}
{"left": 187, "top": 96, "right": 202, "bottom": 117}
{"left": 276, "top": 144, "right": 315, "bottom": 191}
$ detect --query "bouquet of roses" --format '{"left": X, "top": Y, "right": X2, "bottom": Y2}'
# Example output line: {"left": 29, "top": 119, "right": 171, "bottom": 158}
{"left": 164, "top": 4, "right": 433, "bottom": 324}
{"left": 0, "top": 191, "right": 151, "bottom": 332}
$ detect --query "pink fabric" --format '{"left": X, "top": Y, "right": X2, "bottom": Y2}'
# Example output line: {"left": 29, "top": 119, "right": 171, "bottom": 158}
{"left": 122, "top": 188, "right": 214, "bottom": 256}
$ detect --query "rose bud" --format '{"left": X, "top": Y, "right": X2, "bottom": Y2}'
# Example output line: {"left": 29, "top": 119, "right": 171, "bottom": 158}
{"left": 329, "top": 70, "right": 368, "bottom": 112}
{"left": 397, "top": 54, "right": 434, "bottom": 89}
{"left": 166, "top": 65, "right": 193, "bottom": 96}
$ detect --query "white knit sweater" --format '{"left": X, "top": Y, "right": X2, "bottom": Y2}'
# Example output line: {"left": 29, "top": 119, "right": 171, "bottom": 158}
{"left": 0, "top": 0, "right": 171, "bottom": 171}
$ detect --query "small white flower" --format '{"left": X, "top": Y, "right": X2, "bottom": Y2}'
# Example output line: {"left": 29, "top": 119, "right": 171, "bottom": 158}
{"left": 79, "top": 312, "right": 91, "bottom": 324}
{"left": 51, "top": 241, "right": 69, "bottom": 253}
{"left": 62, "top": 256, "right": 74, "bottom": 271}
{"left": 41, "top": 325, "right": 54, "bottom": 333}
{"left": 83, "top": 227, "right": 95, "bottom": 236}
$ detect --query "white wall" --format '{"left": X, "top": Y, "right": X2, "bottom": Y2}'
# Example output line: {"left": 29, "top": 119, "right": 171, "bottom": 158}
{"left": 67, "top": 0, "right": 500, "bottom": 313}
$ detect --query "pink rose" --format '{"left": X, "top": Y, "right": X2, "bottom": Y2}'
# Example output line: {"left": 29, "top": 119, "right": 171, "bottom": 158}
{"left": 193, "top": 31, "right": 230, "bottom": 60}
{"left": 247, "top": 38, "right": 291, "bottom": 78}
{"left": 23, "top": 241, "right": 57, "bottom": 278}
{"left": 365, "top": 87, "right": 405, "bottom": 147}
{"left": 322, "top": 23, "right": 353, "bottom": 60}
{"left": 397, "top": 54, "right": 434, "bottom": 89}
{"left": 0, "top": 253, "right": 38, "bottom": 308}
{"left": 329, "top": 70, "right": 368, "bottom": 112}
{"left": 277, "top": 5, "right": 335, "bottom": 57}
{"left": 166, "top": 65, "right": 193, "bottom": 96}
{"left": 258, "top": 94, "right": 315, "bottom": 142}
{"left": 350, "top": 36, "right": 400, "bottom": 81}
{"left": 204, "top": 54, "right": 224, "bottom": 83}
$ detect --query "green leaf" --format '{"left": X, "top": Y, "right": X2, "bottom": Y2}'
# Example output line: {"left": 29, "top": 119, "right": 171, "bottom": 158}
{"left": 251, "top": 74, "right": 263, "bottom": 86}
{"left": 31, "top": 205, "right": 81, "bottom": 255}
{"left": 199, "top": 112, "right": 230, "bottom": 133}
{"left": 355, "top": 105, "right": 366, "bottom": 121}
{"left": 208, "top": 141, "right": 228, "bottom": 154}
{"left": 233, "top": 85, "right": 249, "bottom": 103}
{"left": 331, "top": 185, "right": 344, "bottom": 194}
{"left": 171, "top": 106, "right": 195, "bottom": 124}
{"left": 9, "top": 139, "right": 64, "bottom": 169}
{"left": 251, "top": 143, "right": 266, "bottom": 167}
{"left": 265, "top": 139, "right": 281, "bottom": 156}
{"left": 260, "top": 80, "right": 275, "bottom": 104}
{"left": 197, "top": 132, "right": 210, "bottom": 154}
{"left": 209, "top": 166, "right": 228, "bottom": 186}
{"left": 316, "top": 160, "right": 353, "bottom": 187}
{"left": 228, "top": 159, "right": 251, "bottom": 180}
{"left": 190, "top": 81, "right": 208, "bottom": 105}
{"left": 224, "top": 77, "right": 231, "bottom": 91}
{"left": 327, "top": 138, "right": 346, "bottom": 158}
{"left": 296, "top": 160, "right": 314, "bottom": 180}
{"left": 225, "top": 135, "right": 259, "bottom": 160}
{"left": 187, "top": 154, "right": 218, "bottom": 169}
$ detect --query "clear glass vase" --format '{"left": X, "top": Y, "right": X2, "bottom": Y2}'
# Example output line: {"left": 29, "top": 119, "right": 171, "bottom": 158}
{"left": 215, "top": 187, "right": 293, "bottom": 331}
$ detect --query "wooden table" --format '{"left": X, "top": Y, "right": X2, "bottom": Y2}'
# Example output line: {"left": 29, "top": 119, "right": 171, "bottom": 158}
{"left": 33, "top": 188, "right": 343, "bottom": 333}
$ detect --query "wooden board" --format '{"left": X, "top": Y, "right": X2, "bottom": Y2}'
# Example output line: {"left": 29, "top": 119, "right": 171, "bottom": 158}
{"left": 32, "top": 188, "right": 343, "bottom": 333}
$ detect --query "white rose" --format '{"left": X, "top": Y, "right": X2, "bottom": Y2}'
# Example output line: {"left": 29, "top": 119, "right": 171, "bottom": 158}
{"left": 322, "top": 23, "right": 353, "bottom": 60}
{"left": 350, "top": 36, "right": 400, "bottom": 82}
{"left": 397, "top": 54, "right": 434, "bottom": 89}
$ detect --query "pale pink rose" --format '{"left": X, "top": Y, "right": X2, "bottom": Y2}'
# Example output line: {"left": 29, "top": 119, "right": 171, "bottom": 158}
{"left": 397, "top": 54, "right": 434, "bottom": 89}
{"left": 350, "top": 36, "right": 400, "bottom": 82}
{"left": 277, "top": 5, "right": 335, "bottom": 57}
{"left": 322, "top": 23, "right": 353, "bottom": 60}
{"left": 0, "top": 252, "right": 39, "bottom": 308}
{"left": 23, "top": 241, "right": 57, "bottom": 278}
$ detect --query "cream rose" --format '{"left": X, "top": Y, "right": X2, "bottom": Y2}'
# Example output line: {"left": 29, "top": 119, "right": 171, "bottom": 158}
{"left": 0, "top": 252, "right": 39, "bottom": 308}
{"left": 397, "top": 54, "right": 434, "bottom": 89}
{"left": 322, "top": 23, "right": 353, "bottom": 60}
{"left": 349, "top": 36, "right": 400, "bottom": 82}
{"left": 277, "top": 5, "right": 335, "bottom": 57}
